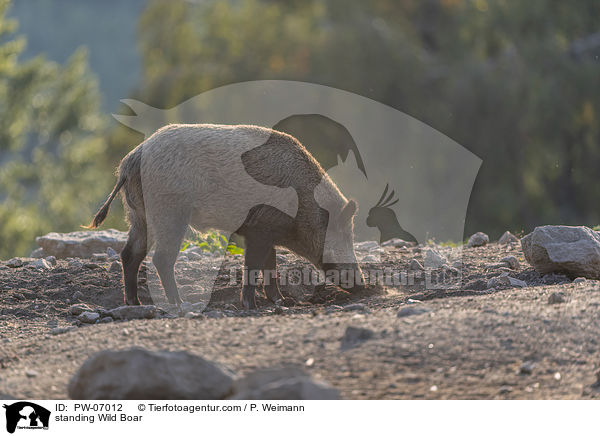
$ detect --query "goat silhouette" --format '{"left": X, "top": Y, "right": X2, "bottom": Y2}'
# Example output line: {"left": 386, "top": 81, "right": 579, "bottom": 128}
{"left": 366, "top": 184, "right": 418, "bottom": 244}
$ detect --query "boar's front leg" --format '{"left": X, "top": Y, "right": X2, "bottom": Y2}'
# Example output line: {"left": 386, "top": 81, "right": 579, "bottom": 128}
{"left": 242, "top": 235, "right": 272, "bottom": 310}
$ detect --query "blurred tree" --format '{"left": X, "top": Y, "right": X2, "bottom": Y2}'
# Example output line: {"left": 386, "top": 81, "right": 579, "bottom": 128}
{"left": 0, "top": 0, "right": 115, "bottom": 258}
{"left": 130, "top": 0, "right": 600, "bottom": 238}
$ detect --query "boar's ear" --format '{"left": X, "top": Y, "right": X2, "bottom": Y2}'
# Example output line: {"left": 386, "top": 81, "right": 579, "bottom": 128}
{"left": 339, "top": 199, "right": 358, "bottom": 223}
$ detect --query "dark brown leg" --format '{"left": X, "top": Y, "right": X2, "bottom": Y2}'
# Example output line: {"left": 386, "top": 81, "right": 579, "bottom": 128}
{"left": 242, "top": 236, "right": 272, "bottom": 310}
{"left": 263, "top": 246, "right": 284, "bottom": 304}
{"left": 121, "top": 221, "right": 148, "bottom": 306}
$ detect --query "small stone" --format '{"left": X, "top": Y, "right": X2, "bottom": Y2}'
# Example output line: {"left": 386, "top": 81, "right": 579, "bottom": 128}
{"left": 381, "top": 238, "right": 413, "bottom": 248}
{"left": 325, "top": 305, "right": 344, "bottom": 314}
{"left": 108, "top": 305, "right": 157, "bottom": 320}
{"left": 463, "top": 279, "right": 487, "bottom": 291}
{"left": 99, "top": 317, "right": 114, "bottom": 324}
{"left": 361, "top": 254, "right": 379, "bottom": 263}
{"left": 573, "top": 277, "right": 586, "bottom": 284}
{"left": 29, "top": 248, "right": 45, "bottom": 258}
{"left": 78, "top": 311, "right": 100, "bottom": 324}
{"left": 343, "top": 303, "right": 366, "bottom": 312}
{"left": 354, "top": 240, "right": 380, "bottom": 251}
{"left": 341, "top": 326, "right": 374, "bottom": 350}
{"left": 508, "top": 277, "right": 527, "bottom": 287}
{"left": 273, "top": 306, "right": 289, "bottom": 315}
{"left": 68, "top": 259, "right": 84, "bottom": 269}
{"left": 28, "top": 259, "right": 51, "bottom": 270}
{"left": 71, "top": 291, "right": 84, "bottom": 301}
{"left": 397, "top": 306, "right": 431, "bottom": 318}
{"left": 84, "top": 263, "right": 104, "bottom": 270}
{"left": 68, "top": 304, "right": 91, "bottom": 316}
{"left": 7, "top": 258, "right": 23, "bottom": 268}
{"left": 408, "top": 259, "right": 425, "bottom": 271}
{"left": 548, "top": 292, "right": 566, "bottom": 304}
{"left": 25, "top": 370, "right": 38, "bottom": 378}
{"left": 92, "top": 253, "right": 108, "bottom": 261}
{"left": 500, "top": 255, "right": 519, "bottom": 269}
{"left": 423, "top": 248, "right": 447, "bottom": 268}
{"left": 498, "top": 231, "right": 519, "bottom": 245}
{"left": 498, "top": 385, "right": 513, "bottom": 394}
{"left": 205, "top": 310, "right": 224, "bottom": 319}
{"left": 519, "top": 361, "right": 536, "bottom": 374}
{"left": 109, "top": 261, "right": 122, "bottom": 273}
{"left": 553, "top": 372, "right": 561, "bottom": 380}
{"left": 45, "top": 255, "right": 57, "bottom": 266}
{"left": 184, "top": 312, "right": 205, "bottom": 319}
{"left": 467, "top": 232, "right": 489, "bottom": 247}
{"left": 106, "top": 247, "right": 118, "bottom": 258}
{"left": 50, "top": 326, "right": 76, "bottom": 335}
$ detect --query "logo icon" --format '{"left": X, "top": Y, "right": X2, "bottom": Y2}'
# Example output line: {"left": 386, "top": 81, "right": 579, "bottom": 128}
{"left": 3, "top": 402, "right": 50, "bottom": 434}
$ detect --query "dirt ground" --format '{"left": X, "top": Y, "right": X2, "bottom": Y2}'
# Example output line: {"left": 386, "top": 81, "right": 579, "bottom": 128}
{"left": 0, "top": 241, "right": 599, "bottom": 399}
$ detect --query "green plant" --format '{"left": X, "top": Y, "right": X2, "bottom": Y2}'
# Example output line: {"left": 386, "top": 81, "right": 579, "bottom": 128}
{"left": 181, "top": 230, "right": 244, "bottom": 255}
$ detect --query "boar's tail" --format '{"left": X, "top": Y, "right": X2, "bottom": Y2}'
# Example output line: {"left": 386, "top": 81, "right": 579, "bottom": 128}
{"left": 84, "top": 148, "right": 141, "bottom": 229}
{"left": 84, "top": 176, "right": 126, "bottom": 229}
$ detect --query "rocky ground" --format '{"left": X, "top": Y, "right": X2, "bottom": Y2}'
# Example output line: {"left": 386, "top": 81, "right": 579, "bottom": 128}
{"left": 0, "top": 233, "right": 599, "bottom": 399}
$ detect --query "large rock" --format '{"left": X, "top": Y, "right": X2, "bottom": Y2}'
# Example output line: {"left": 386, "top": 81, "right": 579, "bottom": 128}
{"left": 521, "top": 225, "right": 600, "bottom": 279}
{"left": 230, "top": 367, "right": 339, "bottom": 400}
{"left": 36, "top": 229, "right": 127, "bottom": 259}
{"left": 68, "top": 348, "right": 236, "bottom": 400}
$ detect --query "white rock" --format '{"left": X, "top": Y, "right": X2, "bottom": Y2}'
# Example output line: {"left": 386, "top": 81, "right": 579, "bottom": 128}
{"left": 36, "top": 229, "right": 127, "bottom": 259}
{"left": 109, "top": 261, "right": 122, "bottom": 273}
{"left": 521, "top": 225, "right": 600, "bottom": 279}
{"left": 467, "top": 232, "right": 489, "bottom": 247}
{"left": 68, "top": 348, "right": 236, "bottom": 400}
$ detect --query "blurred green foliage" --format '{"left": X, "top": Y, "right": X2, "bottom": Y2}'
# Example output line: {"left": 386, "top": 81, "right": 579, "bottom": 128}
{"left": 182, "top": 230, "right": 244, "bottom": 256}
{"left": 0, "top": 0, "right": 113, "bottom": 258}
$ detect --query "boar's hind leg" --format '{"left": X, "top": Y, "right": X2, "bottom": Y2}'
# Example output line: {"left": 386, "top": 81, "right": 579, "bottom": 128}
{"left": 121, "top": 219, "right": 148, "bottom": 306}
{"left": 242, "top": 236, "right": 273, "bottom": 310}
{"left": 263, "top": 246, "right": 284, "bottom": 304}
{"left": 151, "top": 211, "right": 190, "bottom": 306}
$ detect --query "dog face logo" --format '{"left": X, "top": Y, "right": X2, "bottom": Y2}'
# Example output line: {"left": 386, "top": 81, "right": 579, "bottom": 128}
{"left": 3, "top": 402, "right": 50, "bottom": 434}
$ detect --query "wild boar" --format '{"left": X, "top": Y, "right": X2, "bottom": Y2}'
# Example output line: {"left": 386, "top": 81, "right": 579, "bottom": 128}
{"left": 88, "top": 124, "right": 363, "bottom": 309}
